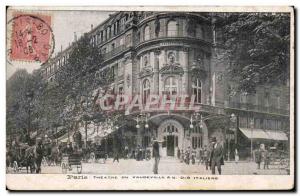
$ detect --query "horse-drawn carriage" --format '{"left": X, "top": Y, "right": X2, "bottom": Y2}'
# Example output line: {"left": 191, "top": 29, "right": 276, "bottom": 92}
{"left": 89, "top": 144, "right": 107, "bottom": 163}
{"left": 8, "top": 144, "right": 36, "bottom": 173}
{"left": 61, "top": 153, "right": 83, "bottom": 174}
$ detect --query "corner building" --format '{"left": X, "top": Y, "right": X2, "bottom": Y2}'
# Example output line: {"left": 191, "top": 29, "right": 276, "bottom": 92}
{"left": 41, "top": 12, "right": 290, "bottom": 159}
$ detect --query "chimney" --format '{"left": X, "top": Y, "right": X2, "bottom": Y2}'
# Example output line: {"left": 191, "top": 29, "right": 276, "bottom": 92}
{"left": 74, "top": 32, "right": 77, "bottom": 42}
{"left": 60, "top": 45, "right": 62, "bottom": 52}
{"left": 91, "top": 24, "right": 93, "bottom": 30}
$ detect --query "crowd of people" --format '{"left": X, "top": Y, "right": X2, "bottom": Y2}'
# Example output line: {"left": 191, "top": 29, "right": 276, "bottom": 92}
{"left": 174, "top": 137, "right": 225, "bottom": 175}
{"left": 254, "top": 144, "right": 272, "bottom": 170}
{"left": 7, "top": 129, "right": 281, "bottom": 175}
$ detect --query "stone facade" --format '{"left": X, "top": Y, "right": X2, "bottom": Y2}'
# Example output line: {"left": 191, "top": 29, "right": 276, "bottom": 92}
{"left": 40, "top": 11, "right": 290, "bottom": 158}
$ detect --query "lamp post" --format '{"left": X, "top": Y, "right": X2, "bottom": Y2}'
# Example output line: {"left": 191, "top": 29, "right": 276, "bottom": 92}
{"left": 249, "top": 118, "right": 254, "bottom": 161}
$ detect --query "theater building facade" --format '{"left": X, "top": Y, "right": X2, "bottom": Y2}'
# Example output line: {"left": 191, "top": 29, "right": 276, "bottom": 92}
{"left": 41, "top": 12, "right": 290, "bottom": 159}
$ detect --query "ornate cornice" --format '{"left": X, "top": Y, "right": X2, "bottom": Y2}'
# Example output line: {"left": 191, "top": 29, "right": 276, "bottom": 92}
{"left": 159, "top": 63, "right": 184, "bottom": 76}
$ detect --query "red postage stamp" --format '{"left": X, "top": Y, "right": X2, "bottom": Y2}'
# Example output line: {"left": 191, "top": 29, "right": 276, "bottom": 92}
{"left": 8, "top": 13, "right": 54, "bottom": 64}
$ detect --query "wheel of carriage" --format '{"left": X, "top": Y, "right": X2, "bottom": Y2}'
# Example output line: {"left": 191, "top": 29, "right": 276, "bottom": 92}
{"left": 61, "top": 163, "right": 67, "bottom": 174}
{"left": 13, "top": 161, "right": 18, "bottom": 173}
{"left": 76, "top": 163, "right": 82, "bottom": 174}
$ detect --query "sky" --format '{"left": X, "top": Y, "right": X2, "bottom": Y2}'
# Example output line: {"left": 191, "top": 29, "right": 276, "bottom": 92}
{"left": 6, "top": 10, "right": 113, "bottom": 79}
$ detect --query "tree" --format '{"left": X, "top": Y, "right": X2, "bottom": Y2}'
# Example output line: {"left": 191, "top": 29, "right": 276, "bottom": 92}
{"left": 6, "top": 69, "right": 45, "bottom": 141}
{"left": 215, "top": 13, "right": 290, "bottom": 93}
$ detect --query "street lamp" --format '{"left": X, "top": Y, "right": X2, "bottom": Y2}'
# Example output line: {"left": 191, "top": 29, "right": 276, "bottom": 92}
{"left": 249, "top": 118, "right": 254, "bottom": 161}
{"left": 145, "top": 114, "right": 149, "bottom": 129}
{"left": 189, "top": 115, "right": 194, "bottom": 129}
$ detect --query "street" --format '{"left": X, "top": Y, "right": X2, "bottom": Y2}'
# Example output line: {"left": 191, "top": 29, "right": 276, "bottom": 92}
{"left": 8, "top": 157, "right": 289, "bottom": 175}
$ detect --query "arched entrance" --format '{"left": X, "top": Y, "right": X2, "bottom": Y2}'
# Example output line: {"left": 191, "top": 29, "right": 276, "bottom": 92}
{"left": 157, "top": 119, "right": 184, "bottom": 157}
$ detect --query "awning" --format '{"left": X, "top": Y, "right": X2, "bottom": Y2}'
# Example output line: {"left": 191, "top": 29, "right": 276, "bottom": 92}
{"left": 57, "top": 133, "right": 70, "bottom": 143}
{"left": 265, "top": 130, "right": 288, "bottom": 141}
{"left": 239, "top": 128, "right": 288, "bottom": 141}
{"left": 239, "top": 128, "right": 270, "bottom": 139}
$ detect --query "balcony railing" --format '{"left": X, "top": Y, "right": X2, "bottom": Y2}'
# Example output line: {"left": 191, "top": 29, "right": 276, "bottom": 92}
{"left": 102, "top": 45, "right": 126, "bottom": 61}
{"left": 227, "top": 102, "right": 289, "bottom": 115}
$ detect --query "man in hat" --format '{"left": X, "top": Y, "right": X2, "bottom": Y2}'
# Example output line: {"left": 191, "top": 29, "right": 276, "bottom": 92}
{"left": 209, "top": 137, "right": 224, "bottom": 175}
{"left": 35, "top": 138, "right": 44, "bottom": 173}
{"left": 152, "top": 140, "right": 160, "bottom": 174}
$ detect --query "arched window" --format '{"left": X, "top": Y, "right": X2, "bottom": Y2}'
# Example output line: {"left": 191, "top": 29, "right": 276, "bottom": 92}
{"left": 164, "top": 77, "right": 178, "bottom": 95}
{"left": 143, "top": 79, "right": 151, "bottom": 104}
{"left": 192, "top": 78, "right": 202, "bottom": 103}
{"left": 195, "top": 24, "right": 203, "bottom": 39}
{"left": 192, "top": 125, "right": 203, "bottom": 149}
{"left": 167, "top": 20, "right": 177, "bottom": 37}
{"left": 144, "top": 25, "right": 150, "bottom": 41}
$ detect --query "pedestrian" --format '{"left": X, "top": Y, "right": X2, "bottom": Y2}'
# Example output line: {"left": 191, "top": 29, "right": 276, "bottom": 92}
{"left": 234, "top": 148, "right": 239, "bottom": 164}
{"left": 152, "top": 141, "right": 160, "bottom": 174}
{"left": 199, "top": 147, "right": 204, "bottom": 164}
{"left": 198, "top": 147, "right": 203, "bottom": 165}
{"left": 263, "top": 147, "right": 270, "bottom": 169}
{"left": 254, "top": 147, "right": 262, "bottom": 169}
{"left": 185, "top": 148, "right": 191, "bottom": 165}
{"left": 209, "top": 137, "right": 224, "bottom": 175}
{"left": 65, "top": 143, "right": 73, "bottom": 155}
{"left": 202, "top": 145, "right": 209, "bottom": 170}
{"left": 124, "top": 146, "right": 129, "bottom": 159}
{"left": 180, "top": 149, "right": 184, "bottom": 163}
{"left": 177, "top": 148, "right": 181, "bottom": 160}
{"left": 35, "top": 138, "right": 44, "bottom": 173}
{"left": 113, "top": 148, "right": 119, "bottom": 163}
{"left": 191, "top": 150, "right": 196, "bottom": 165}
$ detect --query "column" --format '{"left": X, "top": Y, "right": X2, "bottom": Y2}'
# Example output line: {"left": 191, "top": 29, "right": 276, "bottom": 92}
{"left": 182, "top": 48, "right": 189, "bottom": 95}
{"left": 153, "top": 50, "right": 160, "bottom": 94}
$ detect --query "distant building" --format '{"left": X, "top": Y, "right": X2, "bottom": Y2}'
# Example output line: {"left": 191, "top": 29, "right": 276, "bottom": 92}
{"left": 41, "top": 12, "right": 289, "bottom": 159}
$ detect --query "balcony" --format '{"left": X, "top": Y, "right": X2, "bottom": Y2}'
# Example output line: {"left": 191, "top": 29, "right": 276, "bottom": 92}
{"left": 102, "top": 45, "right": 126, "bottom": 61}
{"left": 227, "top": 102, "right": 289, "bottom": 116}
{"left": 136, "top": 36, "right": 212, "bottom": 52}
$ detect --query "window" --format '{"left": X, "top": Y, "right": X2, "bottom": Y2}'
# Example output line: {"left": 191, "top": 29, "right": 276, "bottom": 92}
{"left": 276, "top": 94, "right": 281, "bottom": 109}
{"left": 144, "top": 25, "right": 150, "bottom": 41}
{"left": 265, "top": 92, "right": 270, "bottom": 107}
{"left": 107, "top": 27, "right": 111, "bottom": 39}
{"left": 111, "top": 43, "right": 115, "bottom": 51}
{"left": 192, "top": 125, "right": 203, "bottom": 149}
{"left": 195, "top": 24, "right": 203, "bottom": 39}
{"left": 167, "top": 20, "right": 178, "bottom": 36}
{"left": 125, "top": 34, "right": 131, "bottom": 46}
{"left": 118, "top": 63, "right": 124, "bottom": 76}
{"left": 102, "top": 47, "right": 107, "bottom": 54}
{"left": 143, "top": 55, "right": 148, "bottom": 67}
{"left": 240, "top": 92, "right": 247, "bottom": 103}
{"left": 119, "top": 86, "right": 124, "bottom": 103}
{"left": 100, "top": 31, "right": 103, "bottom": 42}
{"left": 164, "top": 77, "right": 178, "bottom": 95}
{"left": 192, "top": 78, "right": 202, "bottom": 103}
{"left": 142, "top": 79, "right": 150, "bottom": 104}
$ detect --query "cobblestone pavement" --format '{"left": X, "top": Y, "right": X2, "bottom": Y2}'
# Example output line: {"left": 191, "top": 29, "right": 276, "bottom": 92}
{"left": 7, "top": 158, "right": 289, "bottom": 175}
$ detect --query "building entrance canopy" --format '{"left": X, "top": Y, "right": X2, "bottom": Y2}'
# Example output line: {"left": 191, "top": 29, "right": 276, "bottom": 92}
{"left": 239, "top": 128, "right": 288, "bottom": 141}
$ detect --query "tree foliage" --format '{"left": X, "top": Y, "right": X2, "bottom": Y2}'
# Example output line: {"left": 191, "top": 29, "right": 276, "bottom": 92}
{"left": 216, "top": 13, "right": 290, "bottom": 93}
